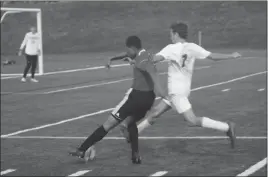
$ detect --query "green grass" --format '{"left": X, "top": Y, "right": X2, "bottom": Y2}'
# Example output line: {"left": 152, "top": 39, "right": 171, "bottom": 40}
{"left": 1, "top": 1, "right": 267, "bottom": 55}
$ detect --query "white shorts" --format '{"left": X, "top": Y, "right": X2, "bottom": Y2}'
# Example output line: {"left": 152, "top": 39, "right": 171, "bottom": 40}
{"left": 163, "top": 94, "right": 192, "bottom": 114}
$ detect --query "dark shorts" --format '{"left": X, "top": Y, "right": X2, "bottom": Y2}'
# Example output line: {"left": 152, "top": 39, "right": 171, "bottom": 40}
{"left": 25, "top": 54, "right": 38, "bottom": 61}
{"left": 111, "top": 88, "right": 155, "bottom": 122}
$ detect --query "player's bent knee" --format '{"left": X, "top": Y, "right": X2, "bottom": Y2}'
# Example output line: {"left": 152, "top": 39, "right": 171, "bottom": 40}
{"left": 182, "top": 109, "right": 202, "bottom": 126}
{"left": 103, "top": 115, "right": 121, "bottom": 131}
{"left": 184, "top": 116, "right": 202, "bottom": 126}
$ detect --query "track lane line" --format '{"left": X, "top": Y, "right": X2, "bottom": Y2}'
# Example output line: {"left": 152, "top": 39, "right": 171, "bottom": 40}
{"left": 1, "top": 71, "right": 266, "bottom": 138}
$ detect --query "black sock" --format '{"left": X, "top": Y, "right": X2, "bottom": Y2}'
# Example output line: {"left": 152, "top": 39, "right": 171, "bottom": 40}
{"left": 79, "top": 125, "right": 108, "bottom": 152}
{"left": 128, "top": 123, "right": 139, "bottom": 155}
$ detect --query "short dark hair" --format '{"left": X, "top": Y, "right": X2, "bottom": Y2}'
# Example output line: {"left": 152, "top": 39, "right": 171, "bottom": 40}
{"left": 170, "top": 22, "right": 188, "bottom": 39}
{"left": 125, "top": 36, "right": 142, "bottom": 49}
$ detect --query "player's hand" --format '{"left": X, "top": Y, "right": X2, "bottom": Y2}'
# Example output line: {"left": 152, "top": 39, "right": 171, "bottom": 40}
{"left": 18, "top": 50, "right": 23, "bottom": 56}
{"left": 231, "top": 52, "right": 241, "bottom": 59}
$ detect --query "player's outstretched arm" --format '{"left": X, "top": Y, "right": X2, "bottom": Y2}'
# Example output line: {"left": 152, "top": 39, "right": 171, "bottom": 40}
{"left": 207, "top": 52, "right": 241, "bottom": 61}
{"left": 152, "top": 55, "right": 165, "bottom": 64}
{"left": 105, "top": 53, "right": 128, "bottom": 68}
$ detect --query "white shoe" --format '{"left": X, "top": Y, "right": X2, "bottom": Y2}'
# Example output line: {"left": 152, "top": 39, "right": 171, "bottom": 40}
{"left": 30, "top": 78, "right": 39, "bottom": 83}
{"left": 21, "top": 78, "right": 26, "bottom": 82}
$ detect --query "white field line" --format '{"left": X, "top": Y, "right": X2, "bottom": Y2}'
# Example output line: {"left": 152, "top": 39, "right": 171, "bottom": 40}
{"left": 0, "top": 108, "right": 113, "bottom": 138}
{"left": 43, "top": 66, "right": 208, "bottom": 94}
{"left": 1, "top": 56, "right": 262, "bottom": 80}
{"left": 0, "top": 71, "right": 266, "bottom": 138}
{"left": 0, "top": 169, "right": 16, "bottom": 175}
{"left": 68, "top": 170, "right": 91, "bottom": 177}
{"left": 1, "top": 73, "right": 21, "bottom": 76}
{"left": 150, "top": 171, "right": 168, "bottom": 176}
{"left": 1, "top": 63, "right": 130, "bottom": 80}
{"left": 258, "top": 88, "right": 265, "bottom": 92}
{"left": 44, "top": 78, "right": 132, "bottom": 94}
{"left": 236, "top": 157, "right": 267, "bottom": 176}
{"left": 221, "top": 88, "right": 230, "bottom": 92}
{"left": 2, "top": 136, "right": 267, "bottom": 140}
{"left": 1, "top": 91, "right": 43, "bottom": 95}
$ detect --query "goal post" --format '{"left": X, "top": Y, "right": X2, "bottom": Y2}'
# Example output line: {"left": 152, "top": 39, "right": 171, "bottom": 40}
{"left": 1, "top": 7, "right": 44, "bottom": 76}
{"left": 198, "top": 31, "right": 202, "bottom": 46}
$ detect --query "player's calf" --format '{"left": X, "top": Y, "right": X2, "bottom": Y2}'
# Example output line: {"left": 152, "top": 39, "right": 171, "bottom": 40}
{"left": 138, "top": 100, "right": 171, "bottom": 134}
{"left": 182, "top": 108, "right": 236, "bottom": 148}
{"left": 128, "top": 123, "right": 141, "bottom": 164}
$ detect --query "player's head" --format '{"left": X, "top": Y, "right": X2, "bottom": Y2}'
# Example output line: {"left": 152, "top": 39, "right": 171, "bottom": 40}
{"left": 125, "top": 36, "right": 142, "bottom": 58}
{"left": 30, "top": 26, "right": 37, "bottom": 34}
{"left": 170, "top": 22, "right": 188, "bottom": 43}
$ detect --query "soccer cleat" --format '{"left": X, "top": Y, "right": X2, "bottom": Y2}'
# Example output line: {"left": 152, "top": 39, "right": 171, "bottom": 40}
{"left": 226, "top": 122, "right": 236, "bottom": 149}
{"left": 30, "top": 78, "right": 39, "bottom": 83}
{"left": 69, "top": 148, "right": 85, "bottom": 159}
{"left": 119, "top": 124, "right": 130, "bottom": 143}
{"left": 132, "top": 152, "right": 141, "bottom": 164}
{"left": 21, "top": 78, "right": 26, "bottom": 82}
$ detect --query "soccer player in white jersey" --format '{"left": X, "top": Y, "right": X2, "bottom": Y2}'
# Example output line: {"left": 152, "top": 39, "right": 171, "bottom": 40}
{"left": 120, "top": 22, "right": 241, "bottom": 148}
{"left": 19, "top": 26, "right": 41, "bottom": 83}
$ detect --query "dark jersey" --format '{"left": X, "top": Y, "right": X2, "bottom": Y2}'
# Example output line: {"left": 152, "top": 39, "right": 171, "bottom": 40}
{"left": 131, "top": 49, "right": 155, "bottom": 91}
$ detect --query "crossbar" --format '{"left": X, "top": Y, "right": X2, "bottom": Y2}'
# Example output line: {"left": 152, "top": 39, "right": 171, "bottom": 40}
{"left": 1, "top": 7, "right": 41, "bottom": 12}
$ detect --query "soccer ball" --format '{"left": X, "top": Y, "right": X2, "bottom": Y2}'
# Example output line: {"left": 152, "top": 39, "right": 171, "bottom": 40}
{"left": 84, "top": 146, "right": 96, "bottom": 162}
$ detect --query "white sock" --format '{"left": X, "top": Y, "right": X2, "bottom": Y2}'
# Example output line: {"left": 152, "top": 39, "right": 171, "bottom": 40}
{"left": 201, "top": 117, "right": 229, "bottom": 132}
{"left": 137, "top": 119, "right": 151, "bottom": 134}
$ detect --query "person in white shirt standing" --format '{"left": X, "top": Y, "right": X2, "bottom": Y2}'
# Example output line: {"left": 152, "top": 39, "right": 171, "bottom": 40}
{"left": 19, "top": 26, "right": 41, "bottom": 83}
{"left": 120, "top": 22, "right": 241, "bottom": 149}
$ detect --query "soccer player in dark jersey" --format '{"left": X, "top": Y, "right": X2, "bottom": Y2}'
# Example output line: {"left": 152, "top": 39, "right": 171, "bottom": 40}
{"left": 69, "top": 36, "right": 166, "bottom": 164}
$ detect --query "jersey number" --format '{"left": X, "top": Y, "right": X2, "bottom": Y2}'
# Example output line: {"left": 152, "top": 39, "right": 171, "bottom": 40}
{"left": 181, "top": 54, "right": 188, "bottom": 67}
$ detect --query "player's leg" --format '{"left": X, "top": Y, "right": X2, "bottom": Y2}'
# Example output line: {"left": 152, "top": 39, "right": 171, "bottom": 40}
{"left": 22, "top": 54, "right": 32, "bottom": 82}
{"left": 127, "top": 121, "right": 141, "bottom": 164}
{"left": 30, "top": 55, "right": 38, "bottom": 82}
{"left": 69, "top": 115, "right": 120, "bottom": 160}
{"left": 138, "top": 99, "right": 171, "bottom": 133}
{"left": 69, "top": 89, "right": 133, "bottom": 161}
{"left": 120, "top": 99, "right": 171, "bottom": 142}
{"left": 171, "top": 95, "right": 236, "bottom": 148}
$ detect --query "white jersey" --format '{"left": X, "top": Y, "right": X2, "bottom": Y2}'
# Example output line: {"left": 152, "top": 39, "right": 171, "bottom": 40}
{"left": 20, "top": 32, "right": 41, "bottom": 55}
{"left": 156, "top": 42, "right": 211, "bottom": 96}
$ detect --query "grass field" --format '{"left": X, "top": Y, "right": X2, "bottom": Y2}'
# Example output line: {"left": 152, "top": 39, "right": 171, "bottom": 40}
{"left": 1, "top": 1, "right": 267, "bottom": 176}
{"left": 1, "top": 49, "right": 267, "bottom": 176}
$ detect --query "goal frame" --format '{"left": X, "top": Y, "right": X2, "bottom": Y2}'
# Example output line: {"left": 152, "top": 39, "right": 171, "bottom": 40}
{"left": 1, "top": 7, "right": 44, "bottom": 75}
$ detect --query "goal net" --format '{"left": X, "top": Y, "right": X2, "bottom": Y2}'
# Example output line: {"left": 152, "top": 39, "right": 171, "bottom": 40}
{"left": 1, "top": 7, "right": 44, "bottom": 78}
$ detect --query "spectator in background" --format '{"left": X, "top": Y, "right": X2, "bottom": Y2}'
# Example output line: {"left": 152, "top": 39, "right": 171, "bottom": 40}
{"left": 19, "top": 26, "right": 41, "bottom": 83}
